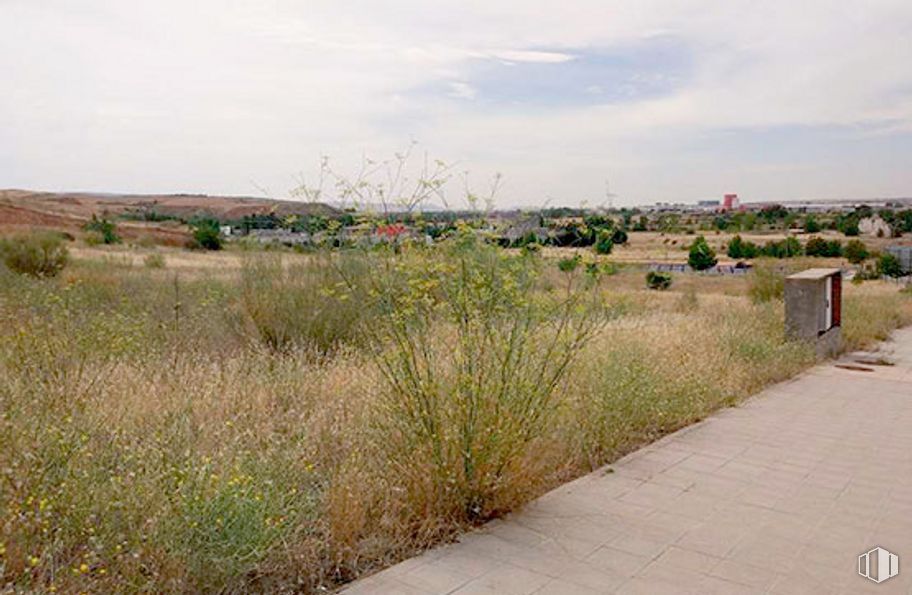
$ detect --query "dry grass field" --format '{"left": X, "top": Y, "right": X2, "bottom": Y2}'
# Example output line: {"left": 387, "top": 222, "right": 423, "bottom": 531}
{"left": 1, "top": 235, "right": 910, "bottom": 593}
{"left": 580, "top": 229, "right": 903, "bottom": 264}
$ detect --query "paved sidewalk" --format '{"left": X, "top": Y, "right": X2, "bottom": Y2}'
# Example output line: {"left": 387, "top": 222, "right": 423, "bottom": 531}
{"left": 343, "top": 328, "right": 912, "bottom": 594}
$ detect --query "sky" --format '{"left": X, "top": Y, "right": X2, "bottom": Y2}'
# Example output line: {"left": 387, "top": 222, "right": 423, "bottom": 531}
{"left": 2, "top": 0, "right": 912, "bottom": 208}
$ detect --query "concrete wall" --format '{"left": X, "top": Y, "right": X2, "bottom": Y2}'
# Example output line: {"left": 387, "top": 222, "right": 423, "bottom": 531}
{"left": 784, "top": 279, "right": 826, "bottom": 341}
{"left": 785, "top": 270, "right": 842, "bottom": 358}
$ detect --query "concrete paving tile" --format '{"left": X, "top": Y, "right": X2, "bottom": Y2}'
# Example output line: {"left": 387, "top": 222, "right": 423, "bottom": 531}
{"left": 675, "top": 521, "right": 746, "bottom": 558}
{"left": 551, "top": 560, "right": 628, "bottom": 593}
{"left": 343, "top": 332, "right": 912, "bottom": 594}
{"left": 454, "top": 562, "right": 552, "bottom": 595}
{"left": 584, "top": 545, "right": 652, "bottom": 576}
{"left": 709, "top": 559, "right": 780, "bottom": 590}
{"left": 532, "top": 578, "right": 604, "bottom": 594}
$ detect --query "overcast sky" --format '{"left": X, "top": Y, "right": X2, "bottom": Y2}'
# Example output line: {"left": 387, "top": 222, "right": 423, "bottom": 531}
{"left": 2, "top": 1, "right": 912, "bottom": 208}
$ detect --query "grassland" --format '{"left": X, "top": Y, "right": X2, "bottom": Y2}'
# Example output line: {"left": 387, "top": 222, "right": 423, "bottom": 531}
{"left": 1, "top": 237, "right": 910, "bottom": 593}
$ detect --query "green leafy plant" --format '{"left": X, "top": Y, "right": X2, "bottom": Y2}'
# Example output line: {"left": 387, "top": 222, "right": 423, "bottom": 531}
{"left": 190, "top": 219, "right": 223, "bottom": 250}
{"left": 645, "top": 271, "right": 672, "bottom": 290}
{"left": 804, "top": 215, "right": 822, "bottom": 233}
{"left": 844, "top": 239, "right": 870, "bottom": 264}
{"left": 804, "top": 237, "right": 842, "bottom": 258}
{"left": 727, "top": 235, "right": 759, "bottom": 259}
{"left": 557, "top": 253, "right": 582, "bottom": 272}
{"left": 687, "top": 235, "right": 717, "bottom": 271}
{"left": 594, "top": 229, "right": 614, "bottom": 255}
{"left": 365, "top": 234, "right": 607, "bottom": 520}
{"left": 84, "top": 214, "right": 121, "bottom": 244}
{"left": 878, "top": 253, "right": 905, "bottom": 278}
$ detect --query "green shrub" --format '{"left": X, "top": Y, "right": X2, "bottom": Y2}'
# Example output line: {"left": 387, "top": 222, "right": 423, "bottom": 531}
{"left": 190, "top": 219, "right": 223, "bottom": 250}
{"left": 687, "top": 236, "right": 717, "bottom": 271}
{"left": 594, "top": 229, "right": 614, "bottom": 255}
{"left": 645, "top": 271, "right": 672, "bottom": 290}
{"left": 0, "top": 231, "right": 69, "bottom": 277}
{"left": 557, "top": 253, "right": 582, "bottom": 272}
{"left": 878, "top": 253, "right": 905, "bottom": 278}
{"left": 805, "top": 237, "right": 842, "bottom": 258}
{"left": 727, "top": 235, "right": 759, "bottom": 259}
{"left": 845, "top": 239, "right": 870, "bottom": 264}
{"left": 804, "top": 215, "right": 821, "bottom": 233}
{"left": 84, "top": 214, "right": 121, "bottom": 244}
{"left": 760, "top": 236, "right": 803, "bottom": 258}
{"left": 366, "top": 234, "right": 607, "bottom": 520}
{"left": 611, "top": 227, "right": 628, "bottom": 245}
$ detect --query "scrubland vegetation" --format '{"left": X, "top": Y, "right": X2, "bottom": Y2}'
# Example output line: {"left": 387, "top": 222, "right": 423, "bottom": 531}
{"left": 1, "top": 230, "right": 911, "bottom": 593}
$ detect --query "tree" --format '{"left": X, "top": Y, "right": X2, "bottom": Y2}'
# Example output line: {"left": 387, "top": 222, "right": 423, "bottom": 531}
{"left": 840, "top": 217, "right": 860, "bottom": 237}
{"left": 804, "top": 236, "right": 828, "bottom": 257}
{"left": 804, "top": 215, "right": 821, "bottom": 233}
{"left": 688, "top": 236, "right": 717, "bottom": 271}
{"left": 190, "top": 219, "right": 223, "bottom": 250}
{"left": 844, "top": 239, "right": 870, "bottom": 264}
{"left": 878, "top": 253, "right": 904, "bottom": 278}
{"left": 804, "top": 237, "right": 841, "bottom": 258}
{"left": 727, "top": 235, "right": 758, "bottom": 259}
{"left": 728, "top": 235, "right": 744, "bottom": 258}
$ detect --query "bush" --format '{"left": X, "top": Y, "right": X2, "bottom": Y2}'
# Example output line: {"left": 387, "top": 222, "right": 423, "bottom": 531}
{"left": 0, "top": 231, "right": 69, "bottom": 277}
{"left": 804, "top": 215, "right": 822, "bottom": 233}
{"left": 190, "top": 219, "right": 223, "bottom": 250}
{"left": 878, "top": 253, "right": 905, "bottom": 278}
{"left": 805, "top": 237, "right": 842, "bottom": 258}
{"left": 84, "top": 214, "right": 121, "bottom": 244}
{"left": 687, "top": 235, "right": 717, "bottom": 271}
{"left": 645, "top": 271, "right": 672, "bottom": 290}
{"left": 845, "top": 239, "right": 870, "bottom": 264}
{"left": 760, "top": 236, "right": 803, "bottom": 258}
{"left": 365, "top": 235, "right": 607, "bottom": 520}
{"left": 594, "top": 229, "right": 614, "bottom": 255}
{"left": 611, "top": 227, "right": 628, "bottom": 245}
{"left": 727, "top": 235, "right": 759, "bottom": 259}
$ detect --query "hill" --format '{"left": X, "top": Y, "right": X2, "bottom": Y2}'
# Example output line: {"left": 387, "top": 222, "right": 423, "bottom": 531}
{"left": 0, "top": 189, "right": 342, "bottom": 245}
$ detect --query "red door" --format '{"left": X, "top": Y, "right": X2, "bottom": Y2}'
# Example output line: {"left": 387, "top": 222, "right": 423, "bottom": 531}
{"left": 831, "top": 273, "right": 842, "bottom": 327}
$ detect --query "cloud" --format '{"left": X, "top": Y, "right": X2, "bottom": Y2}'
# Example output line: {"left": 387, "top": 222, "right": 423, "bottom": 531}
{"left": 1, "top": 0, "right": 911, "bottom": 205}
{"left": 447, "top": 82, "right": 477, "bottom": 100}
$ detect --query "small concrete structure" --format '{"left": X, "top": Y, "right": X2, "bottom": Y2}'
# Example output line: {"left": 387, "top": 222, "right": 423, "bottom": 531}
{"left": 784, "top": 268, "right": 842, "bottom": 357}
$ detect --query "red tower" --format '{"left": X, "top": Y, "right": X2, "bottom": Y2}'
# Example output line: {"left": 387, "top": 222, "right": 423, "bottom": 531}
{"left": 723, "top": 194, "right": 739, "bottom": 210}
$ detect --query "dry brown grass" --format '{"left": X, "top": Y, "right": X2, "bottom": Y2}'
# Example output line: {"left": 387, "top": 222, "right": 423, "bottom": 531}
{"left": 1, "top": 241, "right": 910, "bottom": 593}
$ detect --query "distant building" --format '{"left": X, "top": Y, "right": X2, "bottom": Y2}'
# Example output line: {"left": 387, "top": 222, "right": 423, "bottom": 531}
{"left": 722, "top": 194, "right": 740, "bottom": 211}
{"left": 249, "top": 229, "right": 312, "bottom": 245}
{"left": 697, "top": 200, "right": 720, "bottom": 208}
